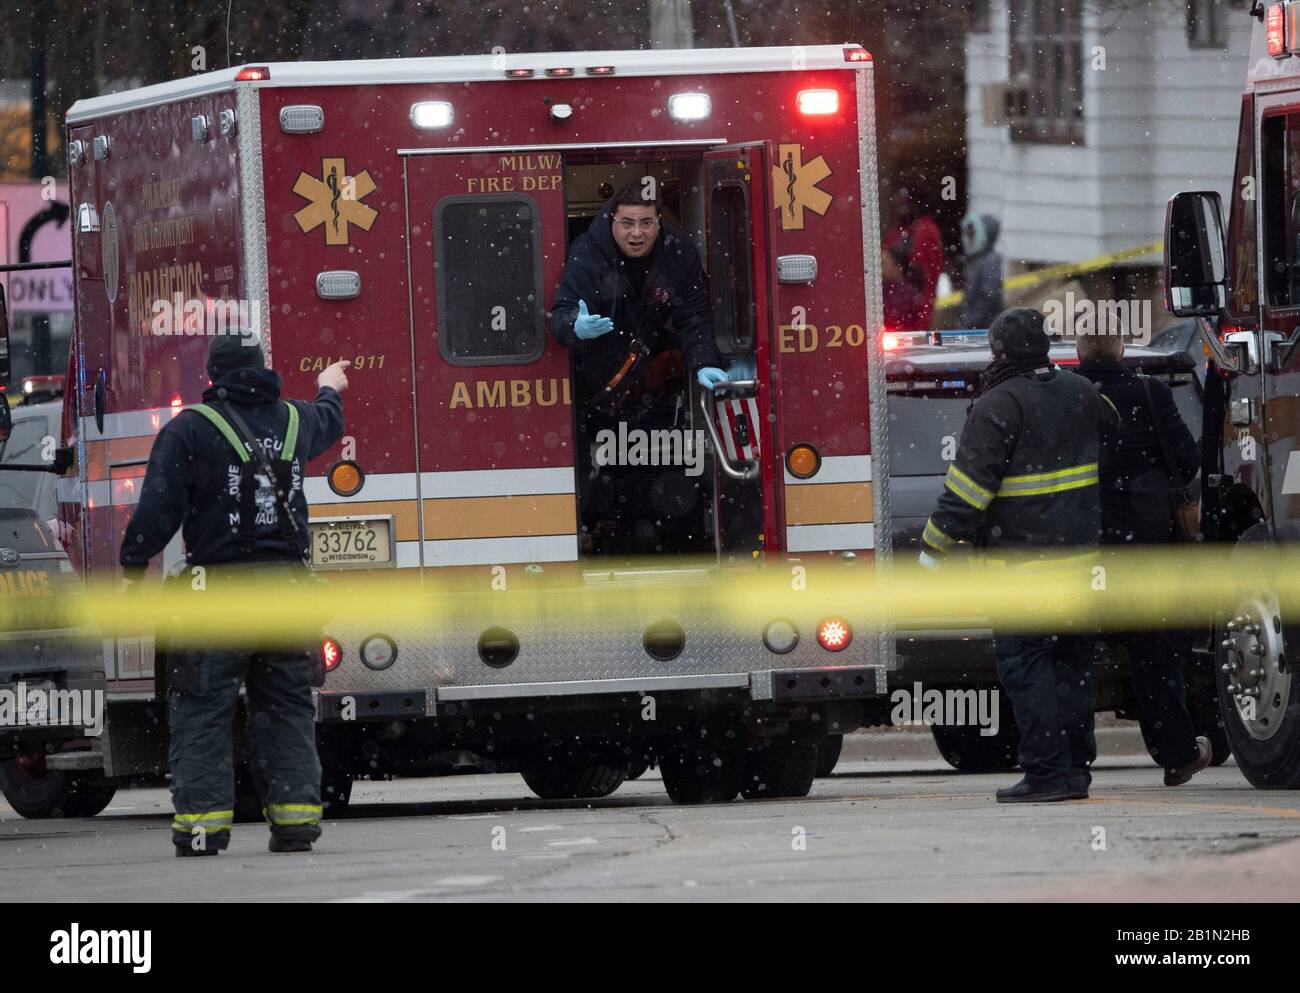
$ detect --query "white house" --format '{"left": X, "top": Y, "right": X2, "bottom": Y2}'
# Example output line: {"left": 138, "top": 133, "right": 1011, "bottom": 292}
{"left": 966, "top": 0, "right": 1253, "bottom": 266}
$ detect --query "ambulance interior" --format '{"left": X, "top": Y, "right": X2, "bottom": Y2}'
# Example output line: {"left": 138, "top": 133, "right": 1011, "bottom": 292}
{"left": 562, "top": 155, "right": 762, "bottom": 561}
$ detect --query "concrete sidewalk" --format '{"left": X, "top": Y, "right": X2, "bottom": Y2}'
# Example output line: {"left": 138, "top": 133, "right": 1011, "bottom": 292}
{"left": 842, "top": 721, "right": 1150, "bottom": 763}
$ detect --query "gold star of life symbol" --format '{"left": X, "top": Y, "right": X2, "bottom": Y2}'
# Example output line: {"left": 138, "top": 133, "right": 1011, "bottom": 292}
{"left": 771, "top": 144, "right": 832, "bottom": 231}
{"left": 293, "top": 157, "right": 378, "bottom": 246}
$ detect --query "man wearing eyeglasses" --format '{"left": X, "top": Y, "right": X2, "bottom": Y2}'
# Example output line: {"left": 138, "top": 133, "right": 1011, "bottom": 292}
{"left": 552, "top": 182, "right": 731, "bottom": 413}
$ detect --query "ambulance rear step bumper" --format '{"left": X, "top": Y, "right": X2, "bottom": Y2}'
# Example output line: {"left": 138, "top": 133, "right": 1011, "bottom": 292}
{"left": 315, "top": 665, "right": 885, "bottom": 721}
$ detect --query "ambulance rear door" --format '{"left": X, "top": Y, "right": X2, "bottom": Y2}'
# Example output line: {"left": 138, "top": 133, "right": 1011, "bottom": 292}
{"left": 402, "top": 150, "right": 577, "bottom": 574}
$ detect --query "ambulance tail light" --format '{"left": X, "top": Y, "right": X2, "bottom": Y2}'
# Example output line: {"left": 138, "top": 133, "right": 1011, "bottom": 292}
{"left": 321, "top": 637, "right": 342, "bottom": 671}
{"left": 668, "top": 93, "right": 712, "bottom": 122}
{"left": 1268, "top": 2, "right": 1288, "bottom": 57}
{"left": 798, "top": 89, "right": 839, "bottom": 115}
{"left": 786, "top": 444, "right": 821, "bottom": 480}
{"left": 328, "top": 460, "right": 365, "bottom": 497}
{"left": 817, "top": 618, "right": 852, "bottom": 652}
{"left": 843, "top": 46, "right": 871, "bottom": 63}
{"left": 235, "top": 66, "right": 270, "bottom": 81}
{"left": 410, "top": 101, "right": 454, "bottom": 129}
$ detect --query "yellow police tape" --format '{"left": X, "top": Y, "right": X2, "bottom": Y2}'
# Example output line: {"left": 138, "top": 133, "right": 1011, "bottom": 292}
{"left": 0, "top": 545, "right": 1294, "bottom": 648}
{"left": 933, "top": 241, "right": 1163, "bottom": 312}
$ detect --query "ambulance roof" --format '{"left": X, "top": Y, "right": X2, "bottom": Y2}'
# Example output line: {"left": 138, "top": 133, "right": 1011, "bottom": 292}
{"left": 66, "top": 45, "right": 869, "bottom": 124}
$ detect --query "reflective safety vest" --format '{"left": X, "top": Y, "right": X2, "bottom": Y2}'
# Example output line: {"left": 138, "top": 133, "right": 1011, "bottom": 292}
{"left": 188, "top": 402, "right": 303, "bottom": 558}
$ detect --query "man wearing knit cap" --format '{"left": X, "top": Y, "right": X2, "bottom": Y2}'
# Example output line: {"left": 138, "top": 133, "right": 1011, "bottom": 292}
{"left": 919, "top": 307, "right": 1118, "bottom": 802}
{"left": 120, "top": 329, "right": 349, "bottom": 855}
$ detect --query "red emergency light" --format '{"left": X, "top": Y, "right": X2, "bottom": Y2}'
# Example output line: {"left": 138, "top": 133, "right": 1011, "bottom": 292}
{"left": 817, "top": 618, "right": 852, "bottom": 652}
{"left": 505, "top": 68, "right": 535, "bottom": 78}
{"left": 586, "top": 65, "right": 616, "bottom": 75}
{"left": 843, "top": 46, "right": 871, "bottom": 63}
{"left": 321, "top": 637, "right": 342, "bottom": 671}
{"left": 545, "top": 67, "right": 575, "bottom": 77}
{"left": 1288, "top": 2, "right": 1300, "bottom": 53}
{"left": 798, "top": 88, "right": 839, "bottom": 115}
{"left": 1268, "top": 3, "right": 1288, "bottom": 57}
{"left": 883, "top": 333, "right": 901, "bottom": 350}
{"left": 235, "top": 66, "right": 270, "bottom": 81}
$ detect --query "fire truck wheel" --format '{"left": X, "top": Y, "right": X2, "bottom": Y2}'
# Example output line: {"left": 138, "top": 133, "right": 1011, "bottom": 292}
{"left": 657, "top": 739, "right": 745, "bottom": 804}
{"left": 930, "top": 702, "right": 1021, "bottom": 772}
{"left": 0, "top": 755, "right": 117, "bottom": 819}
{"left": 1216, "top": 527, "right": 1300, "bottom": 787}
{"left": 520, "top": 761, "right": 626, "bottom": 800}
{"left": 815, "top": 734, "right": 844, "bottom": 777}
{"left": 742, "top": 736, "right": 820, "bottom": 799}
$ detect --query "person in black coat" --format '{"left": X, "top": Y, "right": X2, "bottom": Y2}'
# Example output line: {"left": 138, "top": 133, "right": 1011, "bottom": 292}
{"left": 1076, "top": 331, "right": 1211, "bottom": 786}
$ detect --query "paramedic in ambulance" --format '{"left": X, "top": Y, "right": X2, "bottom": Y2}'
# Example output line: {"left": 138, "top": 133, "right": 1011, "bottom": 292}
{"left": 119, "top": 331, "right": 349, "bottom": 857}
{"left": 551, "top": 182, "right": 747, "bottom": 422}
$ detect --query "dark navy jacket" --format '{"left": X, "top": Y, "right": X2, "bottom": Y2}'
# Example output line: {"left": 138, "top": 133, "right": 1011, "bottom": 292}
{"left": 1078, "top": 358, "right": 1198, "bottom": 544}
{"left": 119, "top": 367, "right": 344, "bottom": 576}
{"left": 551, "top": 198, "right": 722, "bottom": 407}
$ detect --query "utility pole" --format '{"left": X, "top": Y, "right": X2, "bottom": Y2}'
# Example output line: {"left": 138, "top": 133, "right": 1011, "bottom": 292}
{"left": 649, "top": 0, "right": 694, "bottom": 49}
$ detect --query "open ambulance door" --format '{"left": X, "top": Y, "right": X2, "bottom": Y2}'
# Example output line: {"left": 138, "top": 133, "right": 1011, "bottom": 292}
{"left": 402, "top": 150, "right": 578, "bottom": 577}
{"left": 703, "top": 143, "right": 775, "bottom": 562}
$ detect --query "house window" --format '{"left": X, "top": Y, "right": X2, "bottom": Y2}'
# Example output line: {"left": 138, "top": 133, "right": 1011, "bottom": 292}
{"left": 433, "top": 196, "right": 544, "bottom": 366}
{"left": 1009, "top": 0, "right": 1084, "bottom": 144}
{"left": 1187, "top": 0, "right": 1226, "bottom": 49}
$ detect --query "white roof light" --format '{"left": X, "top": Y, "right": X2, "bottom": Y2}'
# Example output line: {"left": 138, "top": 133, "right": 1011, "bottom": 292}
{"left": 668, "top": 92, "right": 711, "bottom": 122}
{"left": 410, "top": 101, "right": 454, "bottom": 129}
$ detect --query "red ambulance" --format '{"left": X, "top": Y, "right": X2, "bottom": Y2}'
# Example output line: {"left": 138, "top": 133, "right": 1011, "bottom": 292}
{"left": 51, "top": 44, "right": 893, "bottom": 809}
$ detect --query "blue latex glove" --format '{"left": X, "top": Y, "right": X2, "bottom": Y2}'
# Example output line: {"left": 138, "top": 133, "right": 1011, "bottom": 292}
{"left": 918, "top": 550, "right": 941, "bottom": 572}
{"left": 574, "top": 299, "right": 614, "bottom": 340}
{"left": 697, "top": 366, "right": 729, "bottom": 389}
{"left": 727, "top": 357, "right": 757, "bottom": 381}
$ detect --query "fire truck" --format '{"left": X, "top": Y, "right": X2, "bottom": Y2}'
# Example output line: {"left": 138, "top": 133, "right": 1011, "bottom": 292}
{"left": 30, "top": 45, "right": 893, "bottom": 811}
{"left": 1166, "top": 1, "right": 1300, "bottom": 787}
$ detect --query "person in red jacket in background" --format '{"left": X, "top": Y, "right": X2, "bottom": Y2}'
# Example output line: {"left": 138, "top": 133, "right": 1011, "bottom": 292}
{"left": 884, "top": 186, "right": 944, "bottom": 330}
{"left": 882, "top": 243, "right": 926, "bottom": 333}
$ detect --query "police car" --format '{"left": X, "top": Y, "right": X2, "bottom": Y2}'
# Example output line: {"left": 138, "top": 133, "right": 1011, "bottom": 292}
{"left": 880, "top": 329, "right": 1224, "bottom": 772}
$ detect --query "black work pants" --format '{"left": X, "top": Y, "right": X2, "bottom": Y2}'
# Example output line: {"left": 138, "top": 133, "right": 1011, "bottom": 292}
{"left": 994, "top": 633, "right": 1097, "bottom": 790}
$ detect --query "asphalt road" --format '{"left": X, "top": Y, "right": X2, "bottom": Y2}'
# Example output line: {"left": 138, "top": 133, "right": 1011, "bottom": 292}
{"left": 3, "top": 755, "right": 1298, "bottom": 902}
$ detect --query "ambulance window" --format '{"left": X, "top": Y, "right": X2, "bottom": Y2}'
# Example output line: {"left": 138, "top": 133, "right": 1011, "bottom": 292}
{"left": 433, "top": 197, "right": 543, "bottom": 365}
{"left": 1225, "top": 99, "right": 1257, "bottom": 319}
{"left": 1261, "top": 112, "right": 1300, "bottom": 310}
{"left": 709, "top": 182, "right": 755, "bottom": 353}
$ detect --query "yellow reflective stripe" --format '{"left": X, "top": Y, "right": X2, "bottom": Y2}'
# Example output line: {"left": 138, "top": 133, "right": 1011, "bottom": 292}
{"left": 1001, "top": 462, "right": 1099, "bottom": 485}
{"left": 998, "top": 463, "right": 1099, "bottom": 497}
{"left": 172, "top": 810, "right": 233, "bottom": 832}
{"left": 264, "top": 803, "right": 322, "bottom": 826}
{"left": 922, "top": 519, "right": 957, "bottom": 553}
{"left": 943, "top": 465, "right": 993, "bottom": 510}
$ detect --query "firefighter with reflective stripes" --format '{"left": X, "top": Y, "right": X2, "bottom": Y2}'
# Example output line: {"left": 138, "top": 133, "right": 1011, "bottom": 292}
{"left": 119, "top": 332, "right": 348, "bottom": 855}
{"left": 919, "top": 308, "right": 1119, "bottom": 803}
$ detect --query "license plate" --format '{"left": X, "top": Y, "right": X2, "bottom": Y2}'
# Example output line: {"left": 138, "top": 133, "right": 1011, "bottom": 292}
{"left": 310, "top": 519, "right": 392, "bottom": 568}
